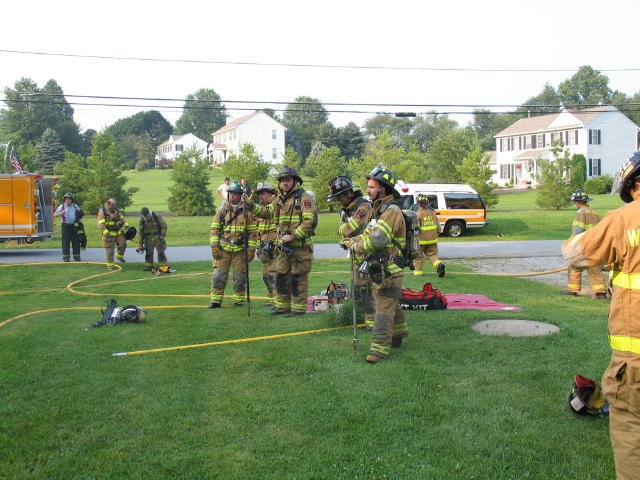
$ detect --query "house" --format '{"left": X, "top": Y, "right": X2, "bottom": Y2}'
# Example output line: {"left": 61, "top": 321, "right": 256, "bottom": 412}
{"left": 492, "top": 105, "right": 639, "bottom": 187}
{"left": 208, "top": 111, "right": 286, "bottom": 165}
{"left": 155, "top": 133, "right": 209, "bottom": 168}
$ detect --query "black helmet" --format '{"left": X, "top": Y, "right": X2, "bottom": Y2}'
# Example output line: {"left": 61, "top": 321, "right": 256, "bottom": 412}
{"left": 326, "top": 176, "right": 355, "bottom": 201}
{"left": 416, "top": 194, "right": 429, "bottom": 206}
{"left": 366, "top": 165, "right": 399, "bottom": 197}
{"left": 570, "top": 189, "right": 592, "bottom": 203}
{"left": 63, "top": 192, "right": 74, "bottom": 201}
{"left": 255, "top": 181, "right": 277, "bottom": 194}
{"left": 277, "top": 166, "right": 303, "bottom": 185}
{"left": 140, "top": 207, "right": 150, "bottom": 217}
{"left": 613, "top": 151, "right": 640, "bottom": 203}
{"left": 227, "top": 180, "right": 243, "bottom": 194}
{"left": 567, "top": 374, "right": 609, "bottom": 416}
{"left": 124, "top": 226, "right": 137, "bottom": 240}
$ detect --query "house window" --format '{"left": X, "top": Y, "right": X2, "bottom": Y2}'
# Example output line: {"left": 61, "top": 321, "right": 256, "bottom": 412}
{"left": 589, "top": 129, "right": 601, "bottom": 145}
{"left": 531, "top": 135, "right": 537, "bottom": 149}
{"left": 536, "top": 134, "right": 545, "bottom": 148}
{"left": 500, "top": 164, "right": 514, "bottom": 180}
{"left": 272, "top": 129, "right": 277, "bottom": 140}
{"left": 175, "top": 144, "right": 183, "bottom": 152}
{"left": 272, "top": 148, "right": 277, "bottom": 160}
{"left": 589, "top": 158, "right": 602, "bottom": 176}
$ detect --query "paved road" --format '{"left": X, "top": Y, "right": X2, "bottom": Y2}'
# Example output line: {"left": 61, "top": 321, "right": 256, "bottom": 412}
{"left": 0, "top": 240, "right": 563, "bottom": 264}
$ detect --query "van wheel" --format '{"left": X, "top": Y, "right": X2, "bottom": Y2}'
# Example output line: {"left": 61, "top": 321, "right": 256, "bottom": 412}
{"left": 445, "top": 221, "right": 465, "bottom": 238}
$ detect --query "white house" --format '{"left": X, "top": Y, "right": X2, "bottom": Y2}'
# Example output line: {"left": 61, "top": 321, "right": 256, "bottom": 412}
{"left": 492, "top": 105, "right": 639, "bottom": 187}
{"left": 208, "top": 111, "right": 286, "bottom": 165}
{"left": 155, "top": 133, "right": 209, "bottom": 168}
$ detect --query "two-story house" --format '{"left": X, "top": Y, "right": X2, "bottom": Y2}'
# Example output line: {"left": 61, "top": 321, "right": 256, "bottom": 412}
{"left": 209, "top": 111, "right": 286, "bottom": 165}
{"left": 492, "top": 105, "right": 638, "bottom": 187}
{"left": 155, "top": 133, "right": 209, "bottom": 168}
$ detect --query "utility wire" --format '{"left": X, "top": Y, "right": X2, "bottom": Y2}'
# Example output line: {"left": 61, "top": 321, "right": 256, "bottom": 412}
{"left": 1, "top": 48, "right": 639, "bottom": 73}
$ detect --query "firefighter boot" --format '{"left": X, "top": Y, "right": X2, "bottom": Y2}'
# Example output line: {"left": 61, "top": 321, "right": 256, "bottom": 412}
{"left": 366, "top": 353, "right": 385, "bottom": 364}
{"left": 437, "top": 263, "right": 446, "bottom": 278}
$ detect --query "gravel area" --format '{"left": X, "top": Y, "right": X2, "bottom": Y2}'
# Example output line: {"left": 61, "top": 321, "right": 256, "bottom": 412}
{"left": 458, "top": 255, "right": 567, "bottom": 289}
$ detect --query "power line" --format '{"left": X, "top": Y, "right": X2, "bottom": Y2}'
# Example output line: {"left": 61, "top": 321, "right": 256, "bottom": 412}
{"left": 1, "top": 48, "right": 639, "bottom": 73}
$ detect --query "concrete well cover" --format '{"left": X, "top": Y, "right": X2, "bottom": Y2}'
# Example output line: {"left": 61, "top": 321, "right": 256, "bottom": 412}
{"left": 473, "top": 319, "right": 560, "bottom": 337}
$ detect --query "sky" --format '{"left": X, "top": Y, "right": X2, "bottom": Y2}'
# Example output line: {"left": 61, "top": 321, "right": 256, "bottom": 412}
{"left": 1, "top": 0, "right": 638, "bottom": 134}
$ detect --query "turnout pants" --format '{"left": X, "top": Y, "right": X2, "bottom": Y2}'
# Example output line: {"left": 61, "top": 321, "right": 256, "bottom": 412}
{"left": 61, "top": 222, "right": 81, "bottom": 261}
{"left": 351, "top": 258, "right": 375, "bottom": 328}
{"left": 259, "top": 252, "right": 277, "bottom": 306}
{"left": 370, "top": 272, "right": 408, "bottom": 359}
{"left": 102, "top": 233, "right": 126, "bottom": 268}
{"left": 144, "top": 235, "right": 168, "bottom": 268}
{"left": 602, "top": 352, "right": 640, "bottom": 480}
{"left": 274, "top": 245, "right": 313, "bottom": 313}
{"left": 567, "top": 264, "right": 606, "bottom": 294}
{"left": 211, "top": 250, "right": 248, "bottom": 305}
{"left": 413, "top": 244, "right": 442, "bottom": 274}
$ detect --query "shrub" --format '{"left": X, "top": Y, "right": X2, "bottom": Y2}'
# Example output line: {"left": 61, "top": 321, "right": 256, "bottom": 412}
{"left": 583, "top": 175, "right": 614, "bottom": 194}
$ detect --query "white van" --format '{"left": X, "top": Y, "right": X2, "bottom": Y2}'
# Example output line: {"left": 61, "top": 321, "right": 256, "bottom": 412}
{"left": 395, "top": 181, "right": 489, "bottom": 237}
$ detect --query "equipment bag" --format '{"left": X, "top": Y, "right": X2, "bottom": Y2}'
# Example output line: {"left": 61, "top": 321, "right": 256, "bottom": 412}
{"left": 325, "top": 281, "right": 349, "bottom": 305}
{"left": 399, "top": 283, "right": 447, "bottom": 310}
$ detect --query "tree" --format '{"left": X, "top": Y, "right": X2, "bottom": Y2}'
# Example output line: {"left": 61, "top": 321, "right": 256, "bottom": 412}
{"left": 413, "top": 113, "right": 458, "bottom": 152}
{"left": 569, "top": 153, "right": 587, "bottom": 189}
{"left": 282, "top": 96, "right": 328, "bottom": 161}
{"left": 222, "top": 143, "right": 272, "bottom": 189}
{"left": 363, "top": 114, "right": 413, "bottom": 139}
{"left": 455, "top": 146, "right": 499, "bottom": 208}
{"left": 167, "top": 149, "right": 215, "bottom": 216}
{"left": 304, "top": 146, "right": 347, "bottom": 210}
{"left": 55, "top": 132, "right": 137, "bottom": 214}
{"left": 558, "top": 65, "right": 613, "bottom": 107}
{"left": 535, "top": 141, "right": 573, "bottom": 210}
{"left": 337, "top": 122, "right": 365, "bottom": 160}
{"left": 80, "top": 129, "right": 97, "bottom": 158}
{"left": 0, "top": 77, "right": 82, "bottom": 154}
{"left": 282, "top": 145, "right": 301, "bottom": 171}
{"left": 106, "top": 110, "right": 173, "bottom": 147}
{"left": 174, "top": 88, "right": 227, "bottom": 141}
{"left": 34, "top": 128, "right": 65, "bottom": 174}
{"left": 517, "top": 83, "right": 562, "bottom": 115}
{"left": 425, "top": 129, "right": 479, "bottom": 183}
{"left": 118, "top": 134, "right": 155, "bottom": 170}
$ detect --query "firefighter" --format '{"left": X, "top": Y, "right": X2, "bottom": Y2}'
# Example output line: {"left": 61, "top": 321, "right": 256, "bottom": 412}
{"left": 137, "top": 207, "right": 168, "bottom": 271}
{"left": 53, "top": 192, "right": 82, "bottom": 262}
{"left": 97, "top": 198, "right": 129, "bottom": 270}
{"left": 327, "top": 175, "right": 375, "bottom": 329}
{"left": 413, "top": 194, "right": 445, "bottom": 277}
{"left": 562, "top": 151, "right": 640, "bottom": 480}
{"left": 209, "top": 180, "right": 258, "bottom": 308}
{"left": 340, "top": 165, "right": 408, "bottom": 363}
{"left": 254, "top": 181, "right": 278, "bottom": 308}
{"left": 245, "top": 166, "right": 317, "bottom": 316}
{"left": 563, "top": 189, "right": 607, "bottom": 299}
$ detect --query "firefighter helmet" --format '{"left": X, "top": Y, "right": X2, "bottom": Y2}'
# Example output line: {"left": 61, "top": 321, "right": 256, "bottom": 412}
{"left": 567, "top": 374, "right": 609, "bottom": 416}
{"left": 255, "top": 181, "right": 277, "bottom": 194}
{"left": 118, "top": 305, "right": 146, "bottom": 323}
{"left": 613, "top": 151, "right": 640, "bottom": 203}
{"left": 227, "top": 180, "right": 243, "bottom": 194}
{"left": 326, "top": 176, "right": 355, "bottom": 201}
{"left": 277, "top": 165, "right": 303, "bottom": 185}
{"left": 416, "top": 194, "right": 429, "bottom": 206}
{"left": 124, "top": 226, "right": 137, "bottom": 240}
{"left": 570, "top": 189, "right": 592, "bottom": 203}
{"left": 366, "top": 165, "right": 399, "bottom": 197}
{"left": 63, "top": 192, "right": 74, "bottom": 201}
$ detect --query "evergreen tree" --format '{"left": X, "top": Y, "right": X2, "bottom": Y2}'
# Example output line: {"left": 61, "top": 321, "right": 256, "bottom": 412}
{"left": 222, "top": 143, "right": 271, "bottom": 190}
{"left": 535, "top": 141, "right": 573, "bottom": 210}
{"left": 456, "top": 146, "right": 499, "bottom": 208}
{"left": 34, "top": 128, "right": 66, "bottom": 174}
{"left": 167, "top": 148, "right": 215, "bottom": 215}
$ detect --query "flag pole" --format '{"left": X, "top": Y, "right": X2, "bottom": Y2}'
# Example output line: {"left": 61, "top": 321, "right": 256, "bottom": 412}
{"left": 1, "top": 141, "right": 10, "bottom": 174}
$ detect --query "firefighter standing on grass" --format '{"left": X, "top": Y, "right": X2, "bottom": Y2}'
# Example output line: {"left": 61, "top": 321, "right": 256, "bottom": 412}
{"left": 255, "top": 181, "right": 278, "bottom": 308}
{"left": 340, "top": 166, "right": 408, "bottom": 364}
{"left": 563, "top": 189, "right": 607, "bottom": 299}
{"left": 245, "top": 166, "right": 317, "bottom": 317}
{"left": 137, "top": 207, "right": 168, "bottom": 271}
{"left": 327, "top": 175, "right": 375, "bottom": 329}
{"left": 562, "top": 152, "right": 640, "bottom": 480}
{"left": 209, "top": 180, "right": 258, "bottom": 308}
{"left": 413, "top": 194, "right": 445, "bottom": 278}
{"left": 97, "top": 198, "right": 130, "bottom": 270}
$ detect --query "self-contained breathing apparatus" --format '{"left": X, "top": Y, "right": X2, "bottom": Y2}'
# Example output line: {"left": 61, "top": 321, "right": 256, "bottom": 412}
{"left": 91, "top": 299, "right": 146, "bottom": 328}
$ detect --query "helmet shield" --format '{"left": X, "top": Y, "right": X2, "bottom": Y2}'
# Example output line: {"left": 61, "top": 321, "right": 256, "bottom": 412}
{"left": 613, "top": 152, "right": 640, "bottom": 203}
{"left": 255, "top": 181, "right": 277, "bottom": 194}
{"left": 227, "top": 180, "right": 243, "bottom": 194}
{"left": 570, "top": 190, "right": 592, "bottom": 203}
{"left": 326, "top": 176, "right": 354, "bottom": 201}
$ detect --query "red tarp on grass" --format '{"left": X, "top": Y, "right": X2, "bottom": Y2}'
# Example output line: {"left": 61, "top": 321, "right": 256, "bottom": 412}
{"left": 443, "top": 293, "right": 522, "bottom": 311}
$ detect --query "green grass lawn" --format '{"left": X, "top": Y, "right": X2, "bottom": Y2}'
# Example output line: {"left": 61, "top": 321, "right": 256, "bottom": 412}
{"left": 0, "top": 259, "right": 614, "bottom": 479}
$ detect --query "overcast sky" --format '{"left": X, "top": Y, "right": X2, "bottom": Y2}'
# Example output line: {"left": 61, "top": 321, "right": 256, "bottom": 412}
{"left": 1, "top": 0, "right": 638, "bottom": 133}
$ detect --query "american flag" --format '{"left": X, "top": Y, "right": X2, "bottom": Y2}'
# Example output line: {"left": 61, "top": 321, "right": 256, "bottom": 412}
{"left": 10, "top": 149, "right": 24, "bottom": 174}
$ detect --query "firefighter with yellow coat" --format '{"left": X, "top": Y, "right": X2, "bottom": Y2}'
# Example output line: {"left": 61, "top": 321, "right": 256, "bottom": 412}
{"left": 340, "top": 166, "right": 408, "bottom": 363}
{"left": 209, "top": 180, "right": 258, "bottom": 308}
{"left": 254, "top": 181, "right": 278, "bottom": 308}
{"left": 97, "top": 198, "right": 131, "bottom": 270}
{"left": 245, "top": 166, "right": 317, "bottom": 317}
{"left": 413, "top": 194, "right": 445, "bottom": 277}
{"left": 562, "top": 152, "right": 640, "bottom": 480}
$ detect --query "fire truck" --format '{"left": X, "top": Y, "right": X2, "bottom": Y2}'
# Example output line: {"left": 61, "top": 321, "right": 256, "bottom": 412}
{"left": 0, "top": 173, "right": 57, "bottom": 243}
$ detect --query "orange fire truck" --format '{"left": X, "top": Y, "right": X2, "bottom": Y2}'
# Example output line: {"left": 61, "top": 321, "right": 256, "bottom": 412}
{"left": 0, "top": 173, "right": 57, "bottom": 243}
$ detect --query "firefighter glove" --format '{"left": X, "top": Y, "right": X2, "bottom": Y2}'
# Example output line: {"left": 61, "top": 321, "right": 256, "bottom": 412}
{"left": 211, "top": 246, "right": 223, "bottom": 259}
{"left": 339, "top": 238, "right": 354, "bottom": 251}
